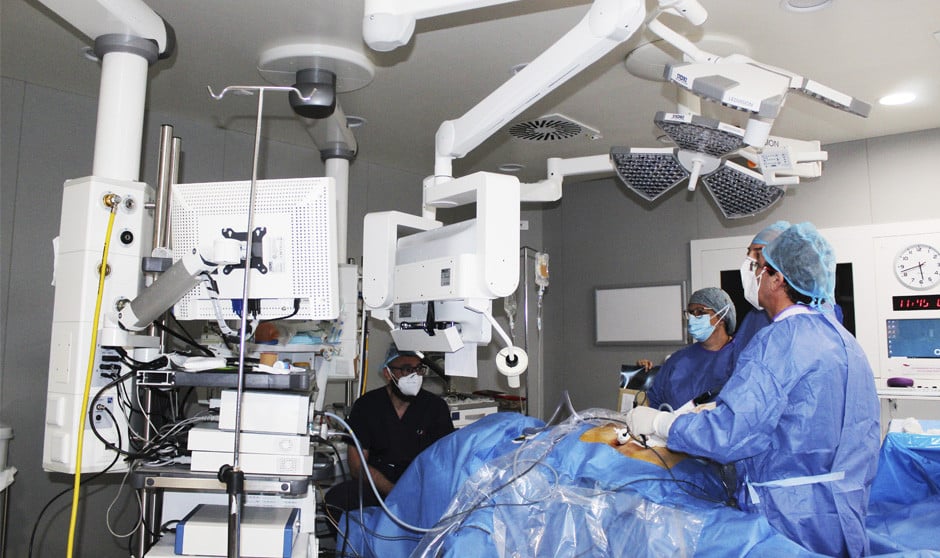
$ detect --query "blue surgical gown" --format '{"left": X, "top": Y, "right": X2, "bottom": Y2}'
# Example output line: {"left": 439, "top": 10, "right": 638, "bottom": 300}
{"left": 734, "top": 309, "right": 771, "bottom": 349}
{"left": 645, "top": 336, "right": 742, "bottom": 410}
{"left": 735, "top": 304, "right": 843, "bottom": 351}
{"left": 667, "top": 309, "right": 880, "bottom": 557}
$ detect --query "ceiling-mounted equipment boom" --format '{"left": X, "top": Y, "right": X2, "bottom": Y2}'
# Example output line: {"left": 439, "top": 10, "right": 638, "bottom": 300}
{"left": 290, "top": 68, "right": 337, "bottom": 119}
{"left": 36, "top": 0, "right": 175, "bottom": 57}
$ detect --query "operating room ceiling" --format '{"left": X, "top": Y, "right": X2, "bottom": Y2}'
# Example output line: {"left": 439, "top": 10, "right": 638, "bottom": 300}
{"left": 3, "top": 0, "right": 940, "bottom": 184}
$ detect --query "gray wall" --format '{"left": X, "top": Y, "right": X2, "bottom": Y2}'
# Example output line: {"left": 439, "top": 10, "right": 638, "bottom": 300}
{"left": 542, "top": 128, "right": 940, "bottom": 413}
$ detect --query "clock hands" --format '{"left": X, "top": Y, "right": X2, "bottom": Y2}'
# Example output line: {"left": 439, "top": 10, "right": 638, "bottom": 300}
{"left": 899, "top": 261, "right": 925, "bottom": 278}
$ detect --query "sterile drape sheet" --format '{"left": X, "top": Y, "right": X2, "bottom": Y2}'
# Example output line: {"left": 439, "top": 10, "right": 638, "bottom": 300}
{"left": 336, "top": 411, "right": 940, "bottom": 558}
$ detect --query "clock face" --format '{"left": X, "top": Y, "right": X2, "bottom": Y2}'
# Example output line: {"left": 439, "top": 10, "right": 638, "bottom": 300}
{"left": 894, "top": 244, "right": 940, "bottom": 290}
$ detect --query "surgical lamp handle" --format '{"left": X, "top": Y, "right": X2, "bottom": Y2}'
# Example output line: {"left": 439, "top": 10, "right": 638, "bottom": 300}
{"left": 687, "top": 158, "right": 703, "bottom": 192}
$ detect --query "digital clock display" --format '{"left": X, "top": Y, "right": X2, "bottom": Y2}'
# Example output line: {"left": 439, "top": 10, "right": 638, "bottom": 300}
{"left": 893, "top": 294, "right": 940, "bottom": 311}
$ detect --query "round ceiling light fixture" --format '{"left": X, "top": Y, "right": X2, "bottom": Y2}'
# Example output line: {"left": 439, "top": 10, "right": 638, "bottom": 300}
{"left": 878, "top": 92, "right": 916, "bottom": 106}
{"left": 780, "top": 0, "right": 833, "bottom": 12}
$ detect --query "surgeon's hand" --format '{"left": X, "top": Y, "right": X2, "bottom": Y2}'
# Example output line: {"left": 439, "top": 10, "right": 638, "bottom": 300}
{"left": 625, "top": 406, "right": 676, "bottom": 440}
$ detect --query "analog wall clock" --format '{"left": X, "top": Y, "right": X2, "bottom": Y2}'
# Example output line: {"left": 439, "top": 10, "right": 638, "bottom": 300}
{"left": 894, "top": 243, "right": 940, "bottom": 290}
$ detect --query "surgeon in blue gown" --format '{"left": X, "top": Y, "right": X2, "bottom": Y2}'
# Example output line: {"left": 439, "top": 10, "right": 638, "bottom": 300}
{"left": 737, "top": 220, "right": 843, "bottom": 348}
{"left": 626, "top": 222, "right": 880, "bottom": 557}
{"left": 640, "top": 287, "right": 740, "bottom": 410}
{"left": 735, "top": 221, "right": 789, "bottom": 347}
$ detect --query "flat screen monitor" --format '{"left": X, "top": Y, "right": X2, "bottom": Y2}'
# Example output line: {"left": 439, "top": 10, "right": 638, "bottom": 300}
{"left": 170, "top": 177, "right": 338, "bottom": 321}
{"left": 887, "top": 318, "right": 940, "bottom": 359}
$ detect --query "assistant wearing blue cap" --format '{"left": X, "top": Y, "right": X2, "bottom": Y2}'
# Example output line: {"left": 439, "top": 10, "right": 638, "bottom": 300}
{"left": 642, "top": 287, "right": 741, "bottom": 411}
{"left": 627, "top": 222, "right": 880, "bottom": 557}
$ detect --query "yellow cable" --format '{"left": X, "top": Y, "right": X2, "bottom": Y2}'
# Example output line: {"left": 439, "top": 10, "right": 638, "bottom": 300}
{"left": 360, "top": 335, "right": 369, "bottom": 397}
{"left": 67, "top": 197, "right": 119, "bottom": 557}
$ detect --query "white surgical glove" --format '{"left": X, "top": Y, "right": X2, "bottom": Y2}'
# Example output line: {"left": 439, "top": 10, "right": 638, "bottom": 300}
{"left": 625, "top": 406, "right": 676, "bottom": 440}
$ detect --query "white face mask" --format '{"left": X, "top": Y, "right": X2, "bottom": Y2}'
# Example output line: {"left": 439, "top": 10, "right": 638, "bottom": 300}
{"left": 741, "top": 259, "right": 766, "bottom": 311}
{"left": 394, "top": 373, "right": 423, "bottom": 397}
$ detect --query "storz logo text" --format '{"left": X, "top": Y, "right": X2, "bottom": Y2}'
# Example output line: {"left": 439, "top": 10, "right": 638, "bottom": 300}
{"left": 674, "top": 72, "right": 688, "bottom": 85}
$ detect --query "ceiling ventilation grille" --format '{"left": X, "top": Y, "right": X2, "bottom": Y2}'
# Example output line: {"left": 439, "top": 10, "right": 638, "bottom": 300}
{"left": 508, "top": 113, "right": 600, "bottom": 141}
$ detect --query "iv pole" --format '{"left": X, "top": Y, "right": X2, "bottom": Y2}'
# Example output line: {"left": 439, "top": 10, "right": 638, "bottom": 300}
{"left": 206, "top": 84, "right": 313, "bottom": 558}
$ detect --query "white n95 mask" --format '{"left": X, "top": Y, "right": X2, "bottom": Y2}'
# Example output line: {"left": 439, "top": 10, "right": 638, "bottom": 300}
{"left": 741, "top": 258, "right": 763, "bottom": 311}
{"left": 395, "top": 373, "right": 423, "bottom": 397}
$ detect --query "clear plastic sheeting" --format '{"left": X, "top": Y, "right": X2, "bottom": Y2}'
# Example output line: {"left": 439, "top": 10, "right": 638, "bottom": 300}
{"left": 413, "top": 413, "right": 705, "bottom": 558}
{"left": 337, "top": 411, "right": 940, "bottom": 557}
{"left": 338, "top": 409, "right": 810, "bottom": 557}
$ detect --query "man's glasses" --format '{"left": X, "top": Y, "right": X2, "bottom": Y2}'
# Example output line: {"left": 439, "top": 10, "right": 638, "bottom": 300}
{"left": 388, "top": 365, "right": 430, "bottom": 376}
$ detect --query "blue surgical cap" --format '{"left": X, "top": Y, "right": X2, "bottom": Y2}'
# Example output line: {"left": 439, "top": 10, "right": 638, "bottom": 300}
{"left": 383, "top": 343, "right": 418, "bottom": 367}
{"left": 689, "top": 287, "right": 736, "bottom": 334}
{"left": 763, "top": 222, "right": 836, "bottom": 308}
{"left": 751, "top": 220, "right": 791, "bottom": 246}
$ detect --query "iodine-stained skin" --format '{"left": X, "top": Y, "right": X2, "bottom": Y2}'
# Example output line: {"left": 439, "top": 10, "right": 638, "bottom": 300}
{"left": 579, "top": 424, "right": 687, "bottom": 469}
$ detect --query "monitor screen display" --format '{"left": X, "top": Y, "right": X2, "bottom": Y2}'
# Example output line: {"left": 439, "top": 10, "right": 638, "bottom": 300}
{"left": 886, "top": 318, "right": 940, "bottom": 359}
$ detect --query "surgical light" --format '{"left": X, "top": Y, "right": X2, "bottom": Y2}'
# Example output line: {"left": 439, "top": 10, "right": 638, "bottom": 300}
{"left": 701, "top": 161, "right": 786, "bottom": 219}
{"left": 611, "top": 112, "right": 786, "bottom": 218}
{"left": 610, "top": 147, "right": 689, "bottom": 201}
{"left": 654, "top": 112, "right": 744, "bottom": 158}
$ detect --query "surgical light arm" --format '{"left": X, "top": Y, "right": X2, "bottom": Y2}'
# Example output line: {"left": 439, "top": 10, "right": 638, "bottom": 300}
{"left": 648, "top": 16, "right": 870, "bottom": 147}
{"left": 433, "top": 0, "right": 659, "bottom": 180}
{"left": 363, "top": 0, "right": 520, "bottom": 51}
{"left": 365, "top": 1, "right": 709, "bottom": 180}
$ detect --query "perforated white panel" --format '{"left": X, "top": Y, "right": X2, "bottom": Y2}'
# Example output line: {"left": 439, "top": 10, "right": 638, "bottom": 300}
{"left": 170, "top": 177, "right": 338, "bottom": 320}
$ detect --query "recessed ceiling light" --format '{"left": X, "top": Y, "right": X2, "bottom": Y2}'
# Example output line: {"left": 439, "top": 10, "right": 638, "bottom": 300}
{"left": 780, "top": 0, "right": 833, "bottom": 12}
{"left": 346, "top": 115, "right": 367, "bottom": 128}
{"left": 878, "top": 92, "right": 916, "bottom": 106}
{"left": 498, "top": 163, "right": 525, "bottom": 173}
